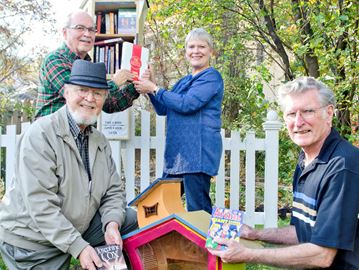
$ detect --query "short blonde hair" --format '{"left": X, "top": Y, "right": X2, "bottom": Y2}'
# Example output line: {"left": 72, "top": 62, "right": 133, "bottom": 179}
{"left": 185, "top": 28, "right": 213, "bottom": 49}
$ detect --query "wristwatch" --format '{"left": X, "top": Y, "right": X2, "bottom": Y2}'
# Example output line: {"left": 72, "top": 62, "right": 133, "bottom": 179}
{"left": 153, "top": 86, "right": 160, "bottom": 95}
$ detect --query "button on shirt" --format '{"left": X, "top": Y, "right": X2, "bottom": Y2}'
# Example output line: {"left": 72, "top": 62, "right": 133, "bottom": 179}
{"left": 67, "top": 109, "right": 92, "bottom": 181}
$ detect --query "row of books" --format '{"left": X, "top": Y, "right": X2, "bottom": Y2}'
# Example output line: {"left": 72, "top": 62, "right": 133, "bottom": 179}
{"left": 96, "top": 9, "right": 136, "bottom": 35}
{"left": 93, "top": 39, "right": 150, "bottom": 80}
{"left": 93, "top": 40, "right": 123, "bottom": 74}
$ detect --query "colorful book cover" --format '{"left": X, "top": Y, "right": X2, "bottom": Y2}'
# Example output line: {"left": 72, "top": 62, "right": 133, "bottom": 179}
{"left": 205, "top": 206, "right": 244, "bottom": 250}
{"left": 95, "top": 244, "right": 128, "bottom": 270}
{"left": 117, "top": 8, "right": 136, "bottom": 35}
{"left": 120, "top": 42, "right": 149, "bottom": 81}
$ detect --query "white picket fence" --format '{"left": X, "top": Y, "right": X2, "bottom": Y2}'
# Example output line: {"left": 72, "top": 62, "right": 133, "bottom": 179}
{"left": 0, "top": 109, "right": 282, "bottom": 227}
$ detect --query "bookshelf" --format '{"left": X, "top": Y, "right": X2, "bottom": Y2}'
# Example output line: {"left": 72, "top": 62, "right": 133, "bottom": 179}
{"left": 80, "top": 0, "right": 149, "bottom": 74}
{"left": 80, "top": 0, "right": 149, "bottom": 141}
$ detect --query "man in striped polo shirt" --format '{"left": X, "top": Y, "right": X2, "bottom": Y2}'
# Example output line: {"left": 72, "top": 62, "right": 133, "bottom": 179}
{"left": 208, "top": 77, "right": 358, "bottom": 269}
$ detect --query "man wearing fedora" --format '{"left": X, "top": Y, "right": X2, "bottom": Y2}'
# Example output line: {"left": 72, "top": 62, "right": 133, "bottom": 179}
{"left": 0, "top": 60, "right": 137, "bottom": 270}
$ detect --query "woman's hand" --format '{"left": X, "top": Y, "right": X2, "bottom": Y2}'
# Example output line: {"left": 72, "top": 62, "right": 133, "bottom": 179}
{"left": 134, "top": 79, "right": 157, "bottom": 95}
{"left": 141, "top": 65, "right": 156, "bottom": 83}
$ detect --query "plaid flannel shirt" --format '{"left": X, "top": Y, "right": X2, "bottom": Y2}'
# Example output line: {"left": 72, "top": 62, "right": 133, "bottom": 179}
{"left": 35, "top": 43, "right": 139, "bottom": 119}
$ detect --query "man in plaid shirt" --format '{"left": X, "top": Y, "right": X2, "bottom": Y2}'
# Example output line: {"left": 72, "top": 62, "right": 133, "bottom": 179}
{"left": 35, "top": 10, "right": 139, "bottom": 119}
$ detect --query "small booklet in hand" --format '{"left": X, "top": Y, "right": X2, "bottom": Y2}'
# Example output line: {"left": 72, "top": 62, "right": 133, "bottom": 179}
{"left": 94, "top": 244, "right": 128, "bottom": 270}
{"left": 205, "top": 206, "right": 244, "bottom": 250}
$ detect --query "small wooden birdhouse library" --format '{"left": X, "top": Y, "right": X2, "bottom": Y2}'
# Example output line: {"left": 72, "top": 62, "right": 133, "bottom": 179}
{"left": 123, "top": 178, "right": 260, "bottom": 270}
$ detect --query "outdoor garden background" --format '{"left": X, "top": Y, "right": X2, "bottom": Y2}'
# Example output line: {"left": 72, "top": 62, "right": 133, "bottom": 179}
{"left": 0, "top": 0, "right": 358, "bottom": 269}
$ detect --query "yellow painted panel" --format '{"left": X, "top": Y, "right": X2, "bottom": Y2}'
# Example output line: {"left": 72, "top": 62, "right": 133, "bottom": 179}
{"left": 223, "top": 262, "right": 246, "bottom": 270}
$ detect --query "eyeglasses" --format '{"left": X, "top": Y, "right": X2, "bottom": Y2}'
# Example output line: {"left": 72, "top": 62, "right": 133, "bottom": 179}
{"left": 284, "top": 105, "right": 328, "bottom": 122}
{"left": 67, "top": 24, "right": 97, "bottom": 34}
{"left": 74, "top": 87, "right": 107, "bottom": 101}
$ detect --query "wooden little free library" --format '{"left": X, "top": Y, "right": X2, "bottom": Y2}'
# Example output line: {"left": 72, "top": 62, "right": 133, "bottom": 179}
{"left": 80, "top": 0, "right": 149, "bottom": 75}
{"left": 122, "top": 178, "right": 261, "bottom": 270}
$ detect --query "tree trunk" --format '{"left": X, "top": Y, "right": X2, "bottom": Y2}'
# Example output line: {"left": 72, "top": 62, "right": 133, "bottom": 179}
{"left": 257, "top": 0, "right": 294, "bottom": 80}
{"left": 291, "top": 0, "right": 320, "bottom": 78}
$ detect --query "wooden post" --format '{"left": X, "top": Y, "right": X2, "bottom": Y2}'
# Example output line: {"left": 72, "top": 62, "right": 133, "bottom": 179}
{"left": 263, "top": 110, "right": 282, "bottom": 228}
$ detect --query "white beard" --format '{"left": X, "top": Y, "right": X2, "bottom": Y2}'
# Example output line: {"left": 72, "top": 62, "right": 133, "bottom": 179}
{"left": 68, "top": 108, "right": 98, "bottom": 127}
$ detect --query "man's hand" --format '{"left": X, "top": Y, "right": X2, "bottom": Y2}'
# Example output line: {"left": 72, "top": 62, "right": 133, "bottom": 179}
{"left": 240, "top": 224, "right": 258, "bottom": 240}
{"left": 78, "top": 245, "right": 103, "bottom": 270}
{"left": 104, "top": 221, "right": 123, "bottom": 248}
{"left": 112, "top": 69, "right": 134, "bottom": 86}
{"left": 207, "top": 238, "right": 250, "bottom": 263}
{"left": 208, "top": 237, "right": 338, "bottom": 268}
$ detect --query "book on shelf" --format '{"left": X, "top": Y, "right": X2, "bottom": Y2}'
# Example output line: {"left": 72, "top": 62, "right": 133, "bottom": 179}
{"left": 109, "top": 12, "right": 115, "bottom": 34}
{"left": 120, "top": 42, "right": 149, "bottom": 81}
{"left": 115, "top": 43, "right": 120, "bottom": 71}
{"left": 96, "top": 12, "right": 102, "bottom": 33}
{"left": 117, "top": 8, "right": 136, "bottom": 35}
{"left": 114, "top": 13, "right": 118, "bottom": 34}
{"left": 109, "top": 46, "right": 115, "bottom": 74}
{"left": 205, "top": 206, "right": 244, "bottom": 250}
{"left": 94, "top": 244, "right": 127, "bottom": 270}
{"left": 104, "top": 13, "right": 110, "bottom": 34}
{"left": 94, "top": 42, "right": 123, "bottom": 74}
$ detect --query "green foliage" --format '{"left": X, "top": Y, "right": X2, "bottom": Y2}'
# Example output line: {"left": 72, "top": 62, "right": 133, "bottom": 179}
{"left": 0, "top": 258, "right": 6, "bottom": 270}
{"left": 146, "top": 1, "right": 358, "bottom": 196}
{"left": 0, "top": 92, "right": 35, "bottom": 129}
{"left": 247, "top": 264, "right": 286, "bottom": 270}
{"left": 0, "top": 93, "right": 12, "bottom": 128}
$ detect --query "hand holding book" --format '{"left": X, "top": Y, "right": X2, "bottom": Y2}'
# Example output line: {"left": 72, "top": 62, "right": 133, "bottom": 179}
{"left": 112, "top": 69, "right": 135, "bottom": 86}
{"left": 95, "top": 244, "right": 128, "bottom": 270}
{"left": 205, "top": 206, "right": 244, "bottom": 250}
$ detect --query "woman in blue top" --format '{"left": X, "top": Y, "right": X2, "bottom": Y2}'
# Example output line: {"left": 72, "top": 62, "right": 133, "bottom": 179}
{"left": 134, "top": 28, "right": 224, "bottom": 214}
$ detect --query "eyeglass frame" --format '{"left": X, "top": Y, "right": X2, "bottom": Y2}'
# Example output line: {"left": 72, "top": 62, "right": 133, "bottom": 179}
{"left": 283, "top": 105, "right": 330, "bottom": 122}
{"left": 67, "top": 24, "right": 97, "bottom": 34}
{"left": 72, "top": 86, "right": 108, "bottom": 101}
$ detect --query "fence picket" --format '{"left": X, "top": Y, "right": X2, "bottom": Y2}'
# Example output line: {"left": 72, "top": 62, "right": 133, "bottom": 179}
{"left": 140, "top": 110, "right": 151, "bottom": 191}
{"left": 229, "top": 130, "right": 241, "bottom": 210}
{"left": 215, "top": 129, "right": 226, "bottom": 208}
{"left": 0, "top": 110, "right": 281, "bottom": 227}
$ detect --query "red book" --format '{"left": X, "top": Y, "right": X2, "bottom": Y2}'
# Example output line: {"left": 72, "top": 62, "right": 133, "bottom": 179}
{"left": 96, "top": 12, "right": 102, "bottom": 33}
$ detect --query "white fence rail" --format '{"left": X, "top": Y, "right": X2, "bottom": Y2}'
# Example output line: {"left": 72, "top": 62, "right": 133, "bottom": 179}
{"left": 0, "top": 109, "right": 281, "bottom": 228}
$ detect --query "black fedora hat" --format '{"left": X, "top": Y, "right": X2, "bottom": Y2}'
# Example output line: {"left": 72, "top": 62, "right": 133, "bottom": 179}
{"left": 65, "top": 59, "right": 111, "bottom": 89}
